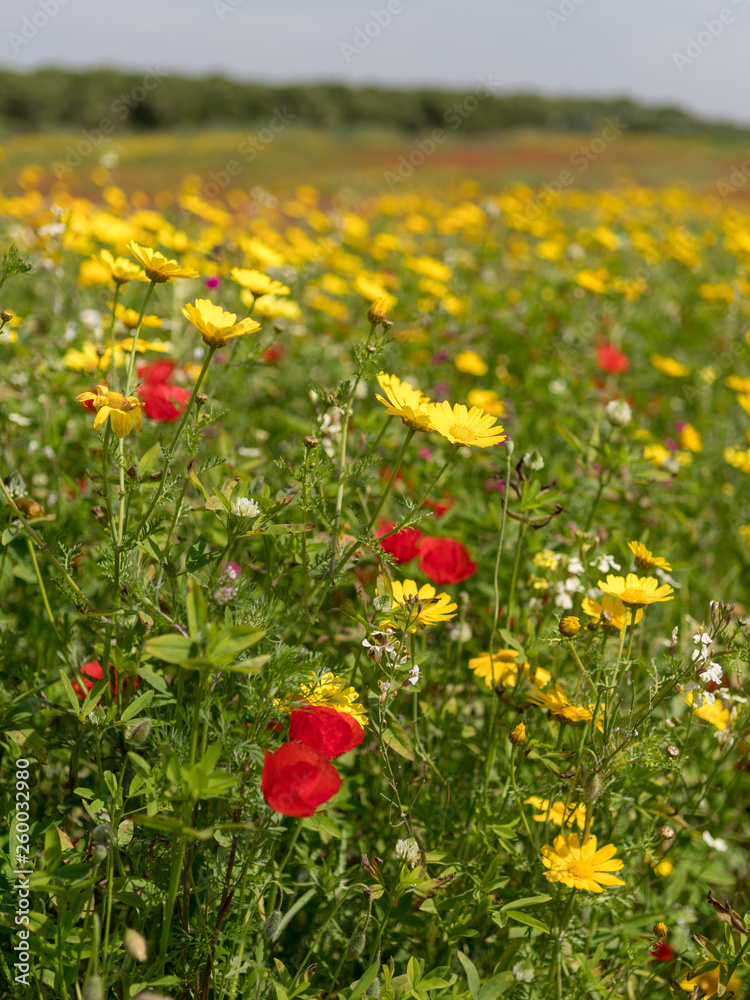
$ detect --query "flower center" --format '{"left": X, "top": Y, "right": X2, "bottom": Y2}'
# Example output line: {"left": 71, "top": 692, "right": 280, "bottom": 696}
{"left": 568, "top": 859, "right": 595, "bottom": 879}
{"left": 448, "top": 424, "right": 474, "bottom": 443}
{"left": 620, "top": 588, "right": 646, "bottom": 606}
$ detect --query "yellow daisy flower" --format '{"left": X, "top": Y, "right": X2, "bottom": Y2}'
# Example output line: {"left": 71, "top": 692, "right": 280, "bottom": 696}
{"left": 468, "top": 650, "right": 551, "bottom": 689}
{"left": 230, "top": 267, "right": 290, "bottom": 297}
{"left": 428, "top": 401, "right": 506, "bottom": 448}
{"left": 128, "top": 241, "right": 199, "bottom": 282}
{"left": 627, "top": 541, "right": 672, "bottom": 573}
{"left": 527, "top": 683, "right": 598, "bottom": 726}
{"left": 598, "top": 573, "right": 674, "bottom": 609}
{"left": 274, "top": 672, "right": 369, "bottom": 727}
{"left": 375, "top": 373, "right": 433, "bottom": 432}
{"left": 454, "top": 350, "right": 488, "bottom": 376}
{"left": 725, "top": 374, "right": 750, "bottom": 393}
{"left": 466, "top": 389, "right": 506, "bottom": 417}
{"left": 181, "top": 299, "right": 261, "bottom": 349}
{"left": 679, "top": 422, "right": 703, "bottom": 452}
{"left": 92, "top": 249, "right": 146, "bottom": 285}
{"left": 581, "top": 595, "right": 643, "bottom": 633}
{"left": 388, "top": 579, "right": 457, "bottom": 629}
{"left": 75, "top": 385, "right": 143, "bottom": 438}
{"left": 679, "top": 965, "right": 741, "bottom": 998}
{"left": 111, "top": 302, "right": 163, "bottom": 330}
{"left": 525, "top": 797, "right": 587, "bottom": 830}
{"left": 541, "top": 833, "right": 625, "bottom": 893}
{"left": 650, "top": 354, "right": 689, "bottom": 377}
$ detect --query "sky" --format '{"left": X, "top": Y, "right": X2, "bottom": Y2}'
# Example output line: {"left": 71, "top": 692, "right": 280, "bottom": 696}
{"left": 3, "top": 0, "right": 750, "bottom": 124}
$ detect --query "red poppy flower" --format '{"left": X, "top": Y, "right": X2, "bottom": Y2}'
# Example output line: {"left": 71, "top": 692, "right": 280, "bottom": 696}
{"left": 71, "top": 661, "right": 137, "bottom": 699}
{"left": 289, "top": 705, "right": 364, "bottom": 758}
{"left": 596, "top": 343, "right": 629, "bottom": 374}
{"left": 424, "top": 495, "right": 453, "bottom": 519}
{"left": 140, "top": 381, "right": 191, "bottom": 422}
{"left": 138, "top": 359, "right": 176, "bottom": 385}
{"left": 376, "top": 520, "right": 424, "bottom": 563}
{"left": 650, "top": 940, "right": 675, "bottom": 962}
{"left": 261, "top": 742, "right": 341, "bottom": 817}
{"left": 262, "top": 343, "right": 284, "bottom": 364}
{"left": 418, "top": 536, "right": 477, "bottom": 584}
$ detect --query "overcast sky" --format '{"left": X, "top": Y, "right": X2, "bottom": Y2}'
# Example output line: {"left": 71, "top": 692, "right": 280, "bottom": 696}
{"left": 3, "top": 0, "right": 750, "bottom": 124}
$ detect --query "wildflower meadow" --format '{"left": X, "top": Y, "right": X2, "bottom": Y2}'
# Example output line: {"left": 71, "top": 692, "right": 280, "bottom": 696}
{"left": 0, "top": 153, "right": 749, "bottom": 1000}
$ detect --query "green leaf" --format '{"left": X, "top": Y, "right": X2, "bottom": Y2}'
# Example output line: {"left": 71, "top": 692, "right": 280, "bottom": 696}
{"left": 143, "top": 634, "right": 196, "bottom": 664}
{"left": 476, "top": 972, "right": 516, "bottom": 1000}
{"left": 498, "top": 629, "right": 526, "bottom": 661}
{"left": 507, "top": 911, "right": 550, "bottom": 933}
{"left": 44, "top": 826, "right": 62, "bottom": 873}
{"left": 136, "top": 664, "right": 169, "bottom": 694}
{"left": 121, "top": 690, "right": 155, "bottom": 723}
{"left": 59, "top": 670, "right": 81, "bottom": 714}
{"left": 208, "top": 626, "right": 265, "bottom": 659}
{"left": 138, "top": 441, "right": 161, "bottom": 477}
{"left": 500, "top": 894, "right": 552, "bottom": 911}
{"left": 407, "top": 957, "right": 421, "bottom": 988}
{"left": 347, "top": 962, "right": 381, "bottom": 1000}
{"left": 382, "top": 718, "right": 415, "bottom": 760}
{"left": 555, "top": 421, "right": 586, "bottom": 454}
{"left": 221, "top": 653, "right": 269, "bottom": 674}
{"left": 456, "top": 952, "right": 479, "bottom": 1000}
{"left": 186, "top": 576, "right": 208, "bottom": 641}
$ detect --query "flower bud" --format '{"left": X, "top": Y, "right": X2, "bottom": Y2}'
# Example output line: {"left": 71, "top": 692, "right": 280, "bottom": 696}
{"left": 559, "top": 616, "right": 581, "bottom": 637}
{"left": 124, "top": 927, "right": 148, "bottom": 962}
{"left": 367, "top": 298, "right": 388, "bottom": 325}
{"left": 654, "top": 922, "right": 669, "bottom": 939}
{"left": 1, "top": 309, "right": 14, "bottom": 323}
{"left": 509, "top": 723, "right": 527, "bottom": 746}
{"left": 92, "top": 843, "right": 109, "bottom": 863}
{"left": 659, "top": 825, "right": 675, "bottom": 840}
{"left": 347, "top": 930, "right": 367, "bottom": 958}
{"left": 366, "top": 975, "right": 382, "bottom": 997}
{"left": 605, "top": 399, "right": 632, "bottom": 427}
{"left": 125, "top": 717, "right": 152, "bottom": 745}
{"left": 83, "top": 976, "right": 105, "bottom": 1000}
{"left": 196, "top": 392, "right": 208, "bottom": 407}
{"left": 92, "top": 823, "right": 113, "bottom": 845}
{"left": 304, "top": 436, "right": 319, "bottom": 450}
{"left": 584, "top": 773, "right": 603, "bottom": 801}
{"left": 263, "top": 909, "right": 282, "bottom": 941}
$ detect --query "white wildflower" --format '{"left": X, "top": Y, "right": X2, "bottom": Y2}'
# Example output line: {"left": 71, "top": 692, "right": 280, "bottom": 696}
{"left": 405, "top": 664, "right": 420, "bottom": 687}
{"left": 596, "top": 554, "right": 621, "bottom": 573}
{"left": 567, "top": 557, "right": 584, "bottom": 576}
{"left": 605, "top": 398, "right": 632, "bottom": 427}
{"left": 448, "top": 622, "right": 472, "bottom": 643}
{"left": 700, "top": 662, "right": 723, "bottom": 685}
{"left": 395, "top": 838, "right": 420, "bottom": 868}
{"left": 702, "top": 832, "right": 728, "bottom": 852}
{"left": 231, "top": 497, "right": 260, "bottom": 518}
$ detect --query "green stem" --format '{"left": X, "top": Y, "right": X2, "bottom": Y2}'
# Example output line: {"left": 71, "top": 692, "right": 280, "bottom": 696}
{"left": 108, "top": 283, "right": 120, "bottom": 386}
{"left": 490, "top": 448, "right": 513, "bottom": 663}
{"left": 132, "top": 345, "right": 216, "bottom": 538}
{"left": 367, "top": 427, "right": 415, "bottom": 531}
{"left": 505, "top": 522, "right": 526, "bottom": 630}
{"left": 26, "top": 538, "right": 56, "bottom": 633}
{"left": 0, "top": 477, "right": 94, "bottom": 609}
{"left": 125, "top": 279, "right": 156, "bottom": 395}
{"left": 511, "top": 748, "right": 534, "bottom": 841}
